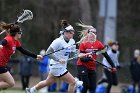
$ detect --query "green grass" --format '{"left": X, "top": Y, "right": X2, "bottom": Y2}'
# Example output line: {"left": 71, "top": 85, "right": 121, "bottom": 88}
{"left": 0, "top": 89, "right": 64, "bottom": 93}
{"left": 0, "top": 89, "right": 25, "bottom": 93}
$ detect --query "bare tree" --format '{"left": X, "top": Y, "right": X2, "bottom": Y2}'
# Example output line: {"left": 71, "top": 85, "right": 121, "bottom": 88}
{"left": 78, "top": 0, "right": 92, "bottom": 24}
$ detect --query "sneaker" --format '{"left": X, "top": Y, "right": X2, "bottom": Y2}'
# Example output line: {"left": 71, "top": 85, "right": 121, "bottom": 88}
{"left": 26, "top": 88, "right": 31, "bottom": 93}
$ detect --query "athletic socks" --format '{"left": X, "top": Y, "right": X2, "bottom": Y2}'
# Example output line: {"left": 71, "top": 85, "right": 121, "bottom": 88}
{"left": 30, "top": 87, "right": 37, "bottom": 93}
{"left": 75, "top": 77, "right": 83, "bottom": 87}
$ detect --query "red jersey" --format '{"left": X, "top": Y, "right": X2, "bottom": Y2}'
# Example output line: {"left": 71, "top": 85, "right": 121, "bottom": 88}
{"left": 0, "top": 35, "right": 21, "bottom": 67}
{"left": 76, "top": 40, "right": 104, "bottom": 70}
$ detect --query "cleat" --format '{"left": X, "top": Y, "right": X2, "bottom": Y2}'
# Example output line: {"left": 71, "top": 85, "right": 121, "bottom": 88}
{"left": 25, "top": 88, "right": 31, "bottom": 93}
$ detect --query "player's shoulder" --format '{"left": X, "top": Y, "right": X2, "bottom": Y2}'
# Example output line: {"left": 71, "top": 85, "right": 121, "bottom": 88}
{"left": 95, "top": 40, "right": 103, "bottom": 44}
{"left": 95, "top": 40, "right": 104, "bottom": 49}
{"left": 52, "top": 37, "right": 64, "bottom": 44}
{"left": 53, "top": 37, "right": 61, "bottom": 42}
{"left": 70, "top": 38, "right": 75, "bottom": 43}
{"left": 4, "top": 35, "right": 13, "bottom": 41}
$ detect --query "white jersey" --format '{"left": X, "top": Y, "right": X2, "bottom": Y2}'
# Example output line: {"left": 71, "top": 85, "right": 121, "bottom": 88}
{"left": 49, "top": 36, "right": 76, "bottom": 70}
{"left": 102, "top": 49, "right": 120, "bottom": 68}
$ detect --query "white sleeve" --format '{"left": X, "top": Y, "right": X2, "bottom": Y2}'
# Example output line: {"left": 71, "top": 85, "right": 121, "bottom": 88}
{"left": 115, "top": 51, "right": 120, "bottom": 66}
{"left": 50, "top": 38, "right": 60, "bottom": 50}
{"left": 71, "top": 39, "right": 76, "bottom": 52}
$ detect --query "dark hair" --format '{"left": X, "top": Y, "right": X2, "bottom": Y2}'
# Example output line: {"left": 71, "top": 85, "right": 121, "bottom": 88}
{"left": 61, "top": 20, "right": 69, "bottom": 27}
{"left": 112, "top": 41, "right": 119, "bottom": 46}
{"left": 60, "top": 20, "right": 69, "bottom": 30}
{"left": 0, "top": 22, "right": 20, "bottom": 36}
{"left": 60, "top": 19, "right": 74, "bottom": 33}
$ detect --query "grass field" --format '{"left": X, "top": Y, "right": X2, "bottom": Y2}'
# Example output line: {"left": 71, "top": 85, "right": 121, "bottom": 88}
{"left": 0, "top": 89, "right": 64, "bottom": 93}
{"left": 0, "top": 89, "right": 25, "bottom": 93}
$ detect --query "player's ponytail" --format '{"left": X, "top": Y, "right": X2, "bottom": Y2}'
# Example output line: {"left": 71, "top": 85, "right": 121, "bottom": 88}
{"left": 0, "top": 21, "right": 20, "bottom": 36}
{"left": 0, "top": 22, "right": 14, "bottom": 31}
{"left": 60, "top": 20, "right": 69, "bottom": 29}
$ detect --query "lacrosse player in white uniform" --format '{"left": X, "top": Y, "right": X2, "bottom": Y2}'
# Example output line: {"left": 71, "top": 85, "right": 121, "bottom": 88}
{"left": 26, "top": 20, "right": 83, "bottom": 93}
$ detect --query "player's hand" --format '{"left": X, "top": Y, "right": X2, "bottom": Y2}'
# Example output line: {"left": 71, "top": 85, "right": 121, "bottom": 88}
{"left": 79, "top": 53, "right": 88, "bottom": 58}
{"left": 37, "top": 55, "right": 43, "bottom": 60}
{"left": 59, "top": 59, "right": 66, "bottom": 64}
{"left": 87, "top": 54, "right": 92, "bottom": 58}
{"left": 111, "top": 67, "right": 117, "bottom": 73}
{"left": 0, "top": 45, "right": 3, "bottom": 49}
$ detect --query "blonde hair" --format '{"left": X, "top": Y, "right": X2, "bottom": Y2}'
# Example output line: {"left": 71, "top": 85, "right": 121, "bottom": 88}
{"left": 76, "top": 22, "right": 96, "bottom": 43}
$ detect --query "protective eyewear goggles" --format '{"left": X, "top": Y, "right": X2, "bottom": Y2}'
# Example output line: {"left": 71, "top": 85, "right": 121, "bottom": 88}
{"left": 18, "top": 31, "right": 22, "bottom": 34}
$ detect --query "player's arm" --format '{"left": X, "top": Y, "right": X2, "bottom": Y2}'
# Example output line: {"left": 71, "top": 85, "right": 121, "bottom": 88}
{"left": 78, "top": 43, "right": 92, "bottom": 62}
{"left": 0, "top": 39, "right": 7, "bottom": 49}
{"left": 98, "top": 41, "right": 115, "bottom": 68}
{"left": 69, "top": 46, "right": 77, "bottom": 58}
{"left": 79, "top": 51, "right": 93, "bottom": 62}
{"left": 46, "top": 46, "right": 60, "bottom": 62}
{"left": 16, "top": 46, "right": 37, "bottom": 58}
{"left": 69, "top": 52, "right": 76, "bottom": 58}
{"left": 101, "top": 49, "right": 115, "bottom": 68}
{"left": 0, "top": 39, "right": 7, "bottom": 45}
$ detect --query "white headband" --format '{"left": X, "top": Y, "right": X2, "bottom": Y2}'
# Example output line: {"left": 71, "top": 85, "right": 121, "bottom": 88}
{"left": 65, "top": 25, "right": 74, "bottom": 31}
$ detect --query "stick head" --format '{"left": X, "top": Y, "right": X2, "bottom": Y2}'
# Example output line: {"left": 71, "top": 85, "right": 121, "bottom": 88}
{"left": 17, "top": 10, "right": 33, "bottom": 23}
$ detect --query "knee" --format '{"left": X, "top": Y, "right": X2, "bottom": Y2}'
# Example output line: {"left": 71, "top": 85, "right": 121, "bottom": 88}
{"left": 69, "top": 79, "right": 76, "bottom": 87}
{"left": 8, "top": 81, "right": 15, "bottom": 87}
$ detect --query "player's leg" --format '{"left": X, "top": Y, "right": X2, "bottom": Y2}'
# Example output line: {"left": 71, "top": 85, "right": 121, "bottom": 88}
{"left": 26, "top": 73, "right": 57, "bottom": 93}
{"left": 77, "top": 65, "right": 89, "bottom": 93}
{"left": 0, "top": 71, "right": 15, "bottom": 89}
{"left": 60, "top": 72, "right": 76, "bottom": 93}
{"left": 88, "top": 70, "right": 96, "bottom": 93}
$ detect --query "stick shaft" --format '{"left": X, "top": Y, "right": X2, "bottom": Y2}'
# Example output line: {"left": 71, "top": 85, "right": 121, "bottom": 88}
{"left": 44, "top": 42, "right": 78, "bottom": 57}
{"left": 67, "top": 51, "right": 112, "bottom": 69}
{"left": 0, "top": 30, "right": 6, "bottom": 35}
{"left": 94, "top": 60, "right": 112, "bottom": 69}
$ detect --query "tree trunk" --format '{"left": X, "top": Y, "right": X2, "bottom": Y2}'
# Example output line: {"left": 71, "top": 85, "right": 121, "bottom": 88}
{"left": 78, "top": 0, "right": 92, "bottom": 24}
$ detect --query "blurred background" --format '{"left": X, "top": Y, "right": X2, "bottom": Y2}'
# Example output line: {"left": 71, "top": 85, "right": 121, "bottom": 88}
{"left": 0, "top": 0, "right": 140, "bottom": 92}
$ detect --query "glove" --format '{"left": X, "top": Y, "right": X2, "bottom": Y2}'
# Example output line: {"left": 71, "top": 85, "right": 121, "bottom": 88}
{"left": 111, "top": 67, "right": 117, "bottom": 73}
{"left": 80, "top": 57, "right": 93, "bottom": 62}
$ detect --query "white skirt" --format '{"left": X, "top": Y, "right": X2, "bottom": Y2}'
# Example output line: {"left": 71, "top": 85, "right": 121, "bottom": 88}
{"left": 49, "top": 65, "right": 67, "bottom": 77}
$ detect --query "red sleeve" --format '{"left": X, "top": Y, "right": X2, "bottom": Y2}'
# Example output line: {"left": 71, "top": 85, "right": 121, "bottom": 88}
{"left": 79, "top": 43, "right": 85, "bottom": 51}
{"left": 98, "top": 40, "right": 104, "bottom": 50}
{"left": 16, "top": 40, "right": 21, "bottom": 48}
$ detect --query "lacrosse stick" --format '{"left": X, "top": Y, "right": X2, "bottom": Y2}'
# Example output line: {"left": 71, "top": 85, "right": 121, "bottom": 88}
{"left": 49, "top": 50, "right": 97, "bottom": 65}
{"left": 69, "top": 50, "right": 112, "bottom": 70}
{"left": 0, "top": 9, "right": 33, "bottom": 35}
{"left": 93, "top": 59, "right": 112, "bottom": 69}
{"left": 50, "top": 49, "right": 112, "bottom": 70}
{"left": 44, "top": 36, "right": 87, "bottom": 57}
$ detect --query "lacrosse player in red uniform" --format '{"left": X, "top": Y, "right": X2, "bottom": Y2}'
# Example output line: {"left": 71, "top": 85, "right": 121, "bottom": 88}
{"left": 0, "top": 22, "right": 42, "bottom": 89}
{"left": 76, "top": 23, "right": 117, "bottom": 93}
